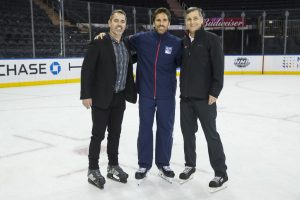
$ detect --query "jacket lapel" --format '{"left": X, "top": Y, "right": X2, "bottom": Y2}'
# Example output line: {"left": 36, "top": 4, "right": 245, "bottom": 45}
{"left": 104, "top": 34, "right": 117, "bottom": 68}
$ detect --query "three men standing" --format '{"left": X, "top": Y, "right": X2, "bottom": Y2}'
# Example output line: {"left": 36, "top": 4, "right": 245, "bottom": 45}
{"left": 81, "top": 6, "right": 228, "bottom": 191}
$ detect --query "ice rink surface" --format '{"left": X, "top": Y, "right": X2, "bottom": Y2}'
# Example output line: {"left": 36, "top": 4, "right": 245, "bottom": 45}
{"left": 0, "top": 75, "right": 300, "bottom": 200}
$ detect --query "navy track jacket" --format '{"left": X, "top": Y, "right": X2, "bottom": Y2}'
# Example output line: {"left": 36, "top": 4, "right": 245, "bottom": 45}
{"left": 128, "top": 31, "right": 182, "bottom": 99}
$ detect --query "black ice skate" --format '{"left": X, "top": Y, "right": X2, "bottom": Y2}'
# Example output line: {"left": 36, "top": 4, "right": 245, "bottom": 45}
{"left": 209, "top": 174, "right": 228, "bottom": 193}
{"left": 179, "top": 166, "right": 196, "bottom": 184}
{"left": 87, "top": 169, "right": 106, "bottom": 189}
{"left": 158, "top": 166, "right": 175, "bottom": 184}
{"left": 107, "top": 165, "right": 129, "bottom": 183}
{"left": 135, "top": 167, "right": 148, "bottom": 186}
{"left": 135, "top": 167, "right": 148, "bottom": 179}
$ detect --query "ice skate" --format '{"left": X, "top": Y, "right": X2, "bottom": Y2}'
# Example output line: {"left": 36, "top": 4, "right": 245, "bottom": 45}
{"left": 178, "top": 166, "right": 195, "bottom": 184}
{"left": 158, "top": 166, "right": 175, "bottom": 184}
{"left": 87, "top": 169, "right": 106, "bottom": 189}
{"left": 209, "top": 175, "right": 228, "bottom": 193}
{"left": 107, "top": 165, "right": 129, "bottom": 183}
{"left": 135, "top": 167, "right": 148, "bottom": 186}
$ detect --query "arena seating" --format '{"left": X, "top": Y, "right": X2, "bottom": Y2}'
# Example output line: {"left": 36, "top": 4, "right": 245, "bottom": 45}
{"left": 0, "top": 0, "right": 89, "bottom": 58}
{"left": 0, "top": 0, "right": 299, "bottom": 58}
{"left": 181, "top": 0, "right": 299, "bottom": 10}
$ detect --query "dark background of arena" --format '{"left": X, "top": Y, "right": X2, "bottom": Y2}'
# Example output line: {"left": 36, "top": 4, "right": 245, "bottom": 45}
{"left": 1, "top": 0, "right": 299, "bottom": 58}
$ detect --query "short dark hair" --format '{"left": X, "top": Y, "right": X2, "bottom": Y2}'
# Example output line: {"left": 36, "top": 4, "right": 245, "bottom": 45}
{"left": 184, "top": 7, "right": 203, "bottom": 19}
{"left": 152, "top": 7, "right": 171, "bottom": 23}
{"left": 109, "top": 9, "right": 127, "bottom": 21}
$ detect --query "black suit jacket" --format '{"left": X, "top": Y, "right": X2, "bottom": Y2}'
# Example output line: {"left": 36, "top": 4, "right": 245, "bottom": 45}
{"left": 80, "top": 34, "right": 137, "bottom": 109}
{"left": 180, "top": 27, "right": 224, "bottom": 99}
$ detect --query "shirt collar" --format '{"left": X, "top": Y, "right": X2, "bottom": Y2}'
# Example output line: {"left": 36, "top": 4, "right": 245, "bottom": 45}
{"left": 109, "top": 33, "right": 123, "bottom": 43}
{"left": 189, "top": 33, "right": 194, "bottom": 42}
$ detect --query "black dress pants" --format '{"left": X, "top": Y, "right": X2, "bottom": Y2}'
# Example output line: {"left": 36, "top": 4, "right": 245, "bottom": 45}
{"left": 88, "top": 92, "right": 125, "bottom": 170}
{"left": 180, "top": 97, "right": 227, "bottom": 176}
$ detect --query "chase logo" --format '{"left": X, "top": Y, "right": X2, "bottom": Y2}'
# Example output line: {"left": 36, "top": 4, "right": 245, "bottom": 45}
{"left": 234, "top": 57, "right": 250, "bottom": 68}
{"left": 50, "top": 61, "right": 61, "bottom": 75}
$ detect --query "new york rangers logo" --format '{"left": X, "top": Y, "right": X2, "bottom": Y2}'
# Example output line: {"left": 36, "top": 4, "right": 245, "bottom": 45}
{"left": 165, "top": 46, "right": 173, "bottom": 54}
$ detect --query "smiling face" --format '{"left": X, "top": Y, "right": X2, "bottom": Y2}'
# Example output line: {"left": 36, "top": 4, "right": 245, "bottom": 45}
{"left": 185, "top": 10, "right": 204, "bottom": 35}
{"left": 108, "top": 12, "right": 126, "bottom": 38}
{"left": 153, "top": 12, "right": 170, "bottom": 35}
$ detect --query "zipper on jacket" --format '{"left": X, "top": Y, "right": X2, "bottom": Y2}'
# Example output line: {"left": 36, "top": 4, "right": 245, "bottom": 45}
{"left": 153, "top": 37, "right": 161, "bottom": 99}
{"left": 184, "top": 39, "right": 192, "bottom": 97}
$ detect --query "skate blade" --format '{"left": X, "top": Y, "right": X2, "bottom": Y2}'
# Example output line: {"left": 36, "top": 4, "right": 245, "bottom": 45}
{"left": 88, "top": 179, "right": 104, "bottom": 189}
{"left": 107, "top": 173, "right": 127, "bottom": 183}
{"left": 158, "top": 172, "right": 173, "bottom": 184}
{"left": 178, "top": 175, "right": 194, "bottom": 185}
{"left": 209, "top": 183, "right": 228, "bottom": 193}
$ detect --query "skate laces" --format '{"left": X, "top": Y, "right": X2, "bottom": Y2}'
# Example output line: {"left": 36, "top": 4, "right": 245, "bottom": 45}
{"left": 109, "top": 165, "right": 125, "bottom": 175}
{"left": 162, "top": 166, "right": 172, "bottom": 171}
{"left": 183, "top": 166, "right": 193, "bottom": 174}
{"left": 212, "top": 176, "right": 222, "bottom": 183}
{"left": 90, "top": 169, "right": 102, "bottom": 178}
{"left": 137, "top": 167, "right": 147, "bottom": 173}
{"left": 94, "top": 170, "right": 101, "bottom": 177}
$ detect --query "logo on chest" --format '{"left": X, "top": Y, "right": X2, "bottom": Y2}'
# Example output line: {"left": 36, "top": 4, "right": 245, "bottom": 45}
{"left": 164, "top": 46, "right": 173, "bottom": 55}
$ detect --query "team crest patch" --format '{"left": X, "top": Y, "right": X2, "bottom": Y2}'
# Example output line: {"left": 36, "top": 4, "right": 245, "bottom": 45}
{"left": 165, "top": 46, "right": 173, "bottom": 54}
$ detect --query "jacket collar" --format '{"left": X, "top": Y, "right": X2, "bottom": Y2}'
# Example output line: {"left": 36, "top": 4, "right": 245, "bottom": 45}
{"left": 184, "top": 26, "right": 205, "bottom": 44}
{"left": 152, "top": 30, "right": 170, "bottom": 40}
{"left": 194, "top": 26, "right": 205, "bottom": 40}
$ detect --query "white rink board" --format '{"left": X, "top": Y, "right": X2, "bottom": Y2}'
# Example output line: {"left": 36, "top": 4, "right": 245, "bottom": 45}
{"left": 1, "top": 55, "right": 300, "bottom": 87}
{"left": 264, "top": 55, "right": 300, "bottom": 72}
{"left": 225, "top": 55, "right": 263, "bottom": 73}
{"left": 0, "top": 58, "right": 83, "bottom": 84}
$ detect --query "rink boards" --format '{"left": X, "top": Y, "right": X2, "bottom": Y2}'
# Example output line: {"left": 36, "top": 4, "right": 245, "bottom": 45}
{"left": 0, "top": 55, "right": 299, "bottom": 87}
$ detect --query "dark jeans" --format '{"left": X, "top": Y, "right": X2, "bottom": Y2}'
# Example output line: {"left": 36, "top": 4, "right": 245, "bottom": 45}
{"left": 88, "top": 92, "right": 125, "bottom": 170}
{"left": 180, "top": 97, "right": 227, "bottom": 176}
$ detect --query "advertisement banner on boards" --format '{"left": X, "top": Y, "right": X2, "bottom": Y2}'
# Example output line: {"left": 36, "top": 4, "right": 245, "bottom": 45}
{"left": 264, "top": 55, "right": 300, "bottom": 74}
{"left": 225, "top": 55, "right": 263, "bottom": 74}
{"left": 0, "top": 58, "right": 83, "bottom": 86}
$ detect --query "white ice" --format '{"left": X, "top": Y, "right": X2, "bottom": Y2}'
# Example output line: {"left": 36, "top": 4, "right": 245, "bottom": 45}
{"left": 0, "top": 75, "right": 300, "bottom": 200}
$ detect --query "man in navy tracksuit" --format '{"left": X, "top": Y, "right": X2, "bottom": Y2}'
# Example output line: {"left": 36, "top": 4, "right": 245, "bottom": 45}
{"left": 128, "top": 8, "right": 181, "bottom": 179}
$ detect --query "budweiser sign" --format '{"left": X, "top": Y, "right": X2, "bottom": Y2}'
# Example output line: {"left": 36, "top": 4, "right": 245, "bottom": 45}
{"left": 205, "top": 18, "right": 245, "bottom": 28}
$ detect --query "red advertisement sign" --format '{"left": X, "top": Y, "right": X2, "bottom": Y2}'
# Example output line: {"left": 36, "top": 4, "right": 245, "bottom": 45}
{"left": 205, "top": 18, "right": 245, "bottom": 27}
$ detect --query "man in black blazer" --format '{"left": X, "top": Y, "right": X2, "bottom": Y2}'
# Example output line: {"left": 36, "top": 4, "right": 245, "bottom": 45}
{"left": 178, "top": 7, "right": 228, "bottom": 192}
{"left": 80, "top": 10, "right": 136, "bottom": 189}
